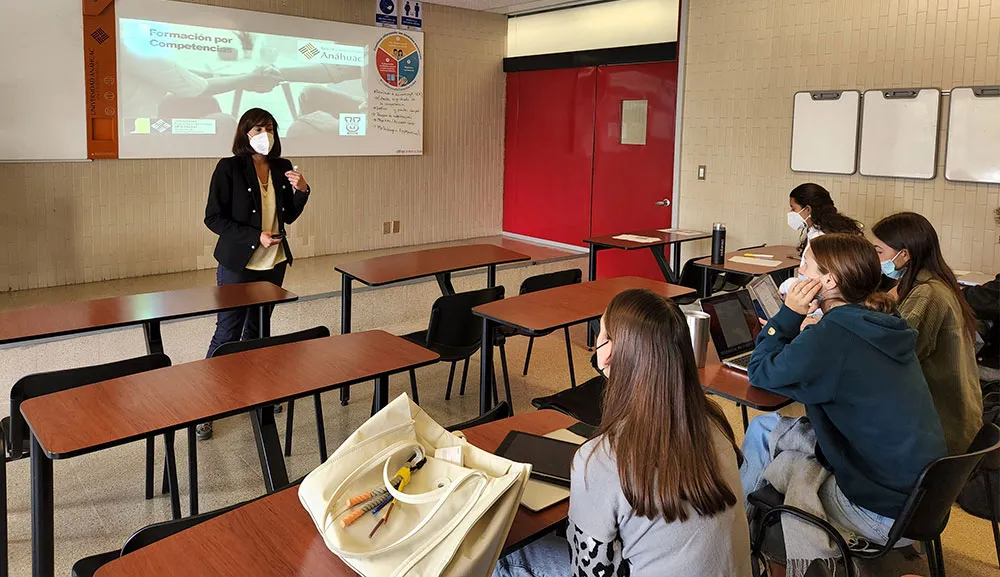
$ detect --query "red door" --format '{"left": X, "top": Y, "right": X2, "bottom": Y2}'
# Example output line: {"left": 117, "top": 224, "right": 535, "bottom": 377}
{"left": 590, "top": 62, "right": 678, "bottom": 280}
{"left": 503, "top": 68, "right": 597, "bottom": 247}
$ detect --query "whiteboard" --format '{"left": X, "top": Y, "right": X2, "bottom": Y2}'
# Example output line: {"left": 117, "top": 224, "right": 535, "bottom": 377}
{"left": 790, "top": 90, "right": 860, "bottom": 174}
{"left": 859, "top": 88, "right": 940, "bottom": 179}
{"left": 945, "top": 87, "right": 1000, "bottom": 184}
{"left": 0, "top": 0, "right": 87, "bottom": 160}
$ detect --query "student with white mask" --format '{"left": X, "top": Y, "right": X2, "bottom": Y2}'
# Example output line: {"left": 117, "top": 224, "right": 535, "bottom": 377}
{"left": 200, "top": 108, "right": 313, "bottom": 440}
{"left": 778, "top": 184, "right": 864, "bottom": 296}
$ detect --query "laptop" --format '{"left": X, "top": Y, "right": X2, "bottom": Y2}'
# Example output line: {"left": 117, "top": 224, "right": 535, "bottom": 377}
{"left": 700, "top": 290, "right": 762, "bottom": 372}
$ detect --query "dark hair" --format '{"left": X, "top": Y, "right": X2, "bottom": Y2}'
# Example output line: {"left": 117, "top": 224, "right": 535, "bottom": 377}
{"left": 594, "top": 289, "right": 740, "bottom": 523}
{"left": 232, "top": 108, "right": 281, "bottom": 158}
{"left": 809, "top": 234, "right": 896, "bottom": 314}
{"left": 789, "top": 183, "right": 863, "bottom": 253}
{"left": 871, "top": 212, "right": 977, "bottom": 341}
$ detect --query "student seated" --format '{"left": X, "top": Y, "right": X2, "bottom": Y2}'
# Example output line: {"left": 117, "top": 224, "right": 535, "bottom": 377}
{"left": 871, "top": 212, "right": 984, "bottom": 454}
{"left": 742, "top": 234, "right": 947, "bottom": 547}
{"left": 495, "top": 289, "right": 751, "bottom": 577}
{"left": 780, "top": 183, "right": 864, "bottom": 295}
{"left": 962, "top": 208, "right": 1000, "bottom": 378}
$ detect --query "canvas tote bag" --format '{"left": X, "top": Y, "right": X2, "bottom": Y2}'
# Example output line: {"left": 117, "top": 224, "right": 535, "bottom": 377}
{"left": 299, "top": 394, "right": 532, "bottom": 577}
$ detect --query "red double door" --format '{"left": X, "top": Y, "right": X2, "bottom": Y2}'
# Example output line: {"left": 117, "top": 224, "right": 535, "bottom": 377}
{"left": 504, "top": 61, "right": 678, "bottom": 280}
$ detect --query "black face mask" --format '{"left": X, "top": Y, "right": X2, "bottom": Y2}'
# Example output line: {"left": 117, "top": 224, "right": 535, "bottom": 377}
{"left": 595, "top": 339, "right": 610, "bottom": 379}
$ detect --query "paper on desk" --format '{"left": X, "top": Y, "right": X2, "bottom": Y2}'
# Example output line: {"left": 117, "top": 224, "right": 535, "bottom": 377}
{"left": 956, "top": 271, "right": 992, "bottom": 286}
{"left": 519, "top": 428, "right": 587, "bottom": 512}
{"left": 729, "top": 256, "right": 782, "bottom": 267}
{"left": 613, "top": 234, "right": 661, "bottom": 243}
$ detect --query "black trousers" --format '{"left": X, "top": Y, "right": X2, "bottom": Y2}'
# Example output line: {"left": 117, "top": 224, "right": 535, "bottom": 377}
{"left": 206, "top": 262, "right": 287, "bottom": 358}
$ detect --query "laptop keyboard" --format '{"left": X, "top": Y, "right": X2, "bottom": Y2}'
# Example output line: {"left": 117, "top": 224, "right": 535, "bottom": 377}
{"left": 728, "top": 352, "right": 753, "bottom": 369}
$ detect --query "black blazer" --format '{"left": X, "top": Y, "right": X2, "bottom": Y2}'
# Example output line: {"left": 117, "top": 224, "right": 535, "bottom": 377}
{"left": 204, "top": 155, "right": 309, "bottom": 272}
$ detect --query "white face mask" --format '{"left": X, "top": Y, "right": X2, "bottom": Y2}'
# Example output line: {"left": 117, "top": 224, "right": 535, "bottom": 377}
{"left": 248, "top": 131, "right": 273, "bottom": 155}
{"left": 787, "top": 207, "right": 808, "bottom": 231}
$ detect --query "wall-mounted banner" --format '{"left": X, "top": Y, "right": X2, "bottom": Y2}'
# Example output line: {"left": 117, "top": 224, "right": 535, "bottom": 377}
{"left": 376, "top": 0, "right": 399, "bottom": 28}
{"left": 83, "top": 0, "right": 119, "bottom": 159}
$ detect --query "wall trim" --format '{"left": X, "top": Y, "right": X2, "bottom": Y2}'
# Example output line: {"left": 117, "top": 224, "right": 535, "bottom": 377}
{"left": 502, "top": 231, "right": 589, "bottom": 253}
{"left": 671, "top": 0, "right": 687, "bottom": 230}
{"left": 503, "top": 42, "right": 677, "bottom": 73}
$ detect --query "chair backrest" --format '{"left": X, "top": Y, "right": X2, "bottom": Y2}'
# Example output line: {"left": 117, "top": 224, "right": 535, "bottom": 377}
{"left": 678, "top": 255, "right": 711, "bottom": 290}
{"left": 519, "top": 269, "right": 582, "bottom": 295}
{"left": 120, "top": 501, "right": 245, "bottom": 555}
{"left": 8, "top": 353, "right": 172, "bottom": 459}
{"left": 890, "top": 422, "right": 1000, "bottom": 543}
{"left": 445, "top": 401, "right": 512, "bottom": 432}
{"left": 425, "top": 286, "right": 505, "bottom": 349}
{"left": 210, "top": 326, "right": 331, "bottom": 358}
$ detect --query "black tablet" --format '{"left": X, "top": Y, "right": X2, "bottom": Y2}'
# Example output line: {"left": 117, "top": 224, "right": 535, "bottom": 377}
{"left": 495, "top": 431, "right": 578, "bottom": 488}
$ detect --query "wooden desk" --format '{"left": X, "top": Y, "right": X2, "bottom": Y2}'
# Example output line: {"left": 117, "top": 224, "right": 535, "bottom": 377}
{"left": 698, "top": 346, "right": 792, "bottom": 429}
{"left": 334, "top": 244, "right": 530, "bottom": 405}
{"left": 472, "top": 277, "right": 696, "bottom": 415}
{"left": 0, "top": 282, "right": 297, "bottom": 352}
{"left": 93, "top": 410, "right": 578, "bottom": 577}
{"left": 21, "top": 331, "right": 439, "bottom": 577}
{"left": 584, "top": 228, "right": 711, "bottom": 283}
{"left": 692, "top": 245, "right": 800, "bottom": 297}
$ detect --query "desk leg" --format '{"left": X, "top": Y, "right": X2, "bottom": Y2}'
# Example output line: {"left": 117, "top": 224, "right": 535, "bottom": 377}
{"left": 587, "top": 246, "right": 598, "bottom": 348}
{"left": 650, "top": 246, "right": 678, "bottom": 284}
{"left": 142, "top": 320, "right": 164, "bottom": 501}
{"left": 250, "top": 407, "right": 289, "bottom": 493}
{"left": 701, "top": 267, "right": 712, "bottom": 298}
{"left": 163, "top": 432, "right": 181, "bottom": 520}
{"left": 258, "top": 305, "right": 270, "bottom": 339}
{"left": 30, "top": 436, "right": 53, "bottom": 577}
{"left": 436, "top": 272, "right": 456, "bottom": 295}
{"left": 487, "top": 264, "right": 496, "bottom": 288}
{"left": 340, "top": 276, "right": 352, "bottom": 406}
{"left": 373, "top": 375, "right": 390, "bottom": 412}
{"left": 672, "top": 243, "right": 683, "bottom": 280}
{"left": 741, "top": 405, "right": 749, "bottom": 432}
{"left": 479, "top": 319, "right": 496, "bottom": 416}
{"left": 187, "top": 426, "right": 199, "bottom": 516}
{"left": 1, "top": 436, "right": 7, "bottom": 577}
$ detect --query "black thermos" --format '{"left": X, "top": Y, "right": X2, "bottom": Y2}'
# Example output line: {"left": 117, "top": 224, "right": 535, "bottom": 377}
{"left": 711, "top": 223, "right": 726, "bottom": 264}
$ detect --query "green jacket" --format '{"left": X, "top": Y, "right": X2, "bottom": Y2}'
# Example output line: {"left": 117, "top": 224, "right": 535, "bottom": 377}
{"left": 898, "top": 270, "right": 984, "bottom": 455}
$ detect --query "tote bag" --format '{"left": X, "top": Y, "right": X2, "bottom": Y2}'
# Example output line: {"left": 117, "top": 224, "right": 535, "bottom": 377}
{"left": 299, "top": 394, "right": 532, "bottom": 577}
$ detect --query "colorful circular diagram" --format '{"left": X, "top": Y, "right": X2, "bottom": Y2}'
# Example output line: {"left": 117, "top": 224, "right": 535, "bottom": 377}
{"left": 376, "top": 33, "right": 420, "bottom": 89}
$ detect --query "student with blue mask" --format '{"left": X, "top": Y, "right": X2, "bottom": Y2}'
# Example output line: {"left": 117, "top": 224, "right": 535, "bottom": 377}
{"left": 778, "top": 184, "right": 864, "bottom": 296}
{"left": 872, "top": 212, "right": 983, "bottom": 455}
{"left": 741, "top": 234, "right": 947, "bottom": 550}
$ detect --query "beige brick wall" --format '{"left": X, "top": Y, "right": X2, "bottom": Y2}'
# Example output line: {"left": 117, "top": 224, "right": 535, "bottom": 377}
{"left": 679, "top": 0, "right": 1000, "bottom": 273}
{"left": 0, "top": 0, "right": 506, "bottom": 291}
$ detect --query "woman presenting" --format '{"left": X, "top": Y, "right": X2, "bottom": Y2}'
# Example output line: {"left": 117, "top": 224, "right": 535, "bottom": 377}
{"left": 201, "top": 107, "right": 311, "bottom": 440}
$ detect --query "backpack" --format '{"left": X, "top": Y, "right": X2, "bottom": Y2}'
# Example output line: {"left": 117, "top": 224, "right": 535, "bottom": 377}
{"left": 956, "top": 383, "right": 1000, "bottom": 519}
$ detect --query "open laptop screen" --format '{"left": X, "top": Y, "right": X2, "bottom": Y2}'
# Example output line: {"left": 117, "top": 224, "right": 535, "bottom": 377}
{"left": 700, "top": 290, "right": 761, "bottom": 358}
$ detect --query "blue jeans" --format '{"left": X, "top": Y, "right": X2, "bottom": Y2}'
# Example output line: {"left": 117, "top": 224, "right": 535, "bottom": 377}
{"left": 493, "top": 534, "right": 569, "bottom": 577}
{"left": 205, "top": 263, "right": 286, "bottom": 358}
{"left": 740, "top": 413, "right": 897, "bottom": 546}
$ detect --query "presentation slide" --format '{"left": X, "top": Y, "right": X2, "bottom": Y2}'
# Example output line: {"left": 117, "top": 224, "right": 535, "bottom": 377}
{"left": 115, "top": 0, "right": 423, "bottom": 159}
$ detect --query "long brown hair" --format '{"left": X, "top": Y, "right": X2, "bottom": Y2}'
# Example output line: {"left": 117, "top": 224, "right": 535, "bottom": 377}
{"left": 789, "top": 183, "right": 863, "bottom": 253}
{"left": 871, "top": 212, "right": 977, "bottom": 341}
{"left": 594, "top": 289, "right": 740, "bottom": 523}
{"left": 809, "top": 233, "right": 896, "bottom": 314}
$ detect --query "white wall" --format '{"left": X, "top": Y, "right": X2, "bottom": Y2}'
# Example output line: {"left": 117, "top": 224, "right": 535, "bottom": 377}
{"left": 506, "top": 0, "right": 679, "bottom": 58}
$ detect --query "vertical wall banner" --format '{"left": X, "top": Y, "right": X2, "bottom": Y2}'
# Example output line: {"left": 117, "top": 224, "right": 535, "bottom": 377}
{"left": 83, "top": 0, "right": 119, "bottom": 159}
{"left": 401, "top": 0, "right": 422, "bottom": 30}
{"left": 375, "top": 0, "right": 399, "bottom": 28}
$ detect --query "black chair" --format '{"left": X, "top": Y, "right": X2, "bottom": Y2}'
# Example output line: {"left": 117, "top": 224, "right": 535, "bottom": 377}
{"left": 0, "top": 355, "right": 179, "bottom": 577}
{"left": 402, "top": 286, "right": 506, "bottom": 405}
{"left": 210, "top": 326, "right": 331, "bottom": 462}
{"left": 71, "top": 500, "right": 247, "bottom": 577}
{"left": 445, "top": 401, "right": 512, "bottom": 432}
{"left": 501, "top": 269, "right": 583, "bottom": 389}
{"left": 530, "top": 374, "right": 606, "bottom": 427}
{"left": 747, "top": 423, "right": 1000, "bottom": 577}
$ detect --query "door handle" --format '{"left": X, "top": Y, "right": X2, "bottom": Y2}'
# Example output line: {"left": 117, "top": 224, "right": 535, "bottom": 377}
{"left": 654, "top": 198, "right": 671, "bottom": 207}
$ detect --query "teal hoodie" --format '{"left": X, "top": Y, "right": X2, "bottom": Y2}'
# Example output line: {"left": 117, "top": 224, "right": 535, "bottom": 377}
{"left": 749, "top": 303, "right": 947, "bottom": 519}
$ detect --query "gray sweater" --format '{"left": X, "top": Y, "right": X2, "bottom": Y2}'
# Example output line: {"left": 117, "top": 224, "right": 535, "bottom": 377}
{"left": 568, "top": 427, "right": 752, "bottom": 577}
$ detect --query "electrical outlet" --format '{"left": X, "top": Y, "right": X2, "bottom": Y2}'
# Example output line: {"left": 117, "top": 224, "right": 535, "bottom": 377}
{"left": 382, "top": 221, "right": 391, "bottom": 234}
{"left": 392, "top": 220, "right": 400, "bottom": 233}
{"left": 697, "top": 165, "right": 707, "bottom": 180}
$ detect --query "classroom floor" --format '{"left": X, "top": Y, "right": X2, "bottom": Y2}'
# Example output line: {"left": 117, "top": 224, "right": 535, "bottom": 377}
{"left": 0, "top": 240, "right": 996, "bottom": 576}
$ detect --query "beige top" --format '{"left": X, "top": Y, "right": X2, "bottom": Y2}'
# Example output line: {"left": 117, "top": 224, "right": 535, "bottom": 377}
{"left": 246, "top": 171, "right": 287, "bottom": 271}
